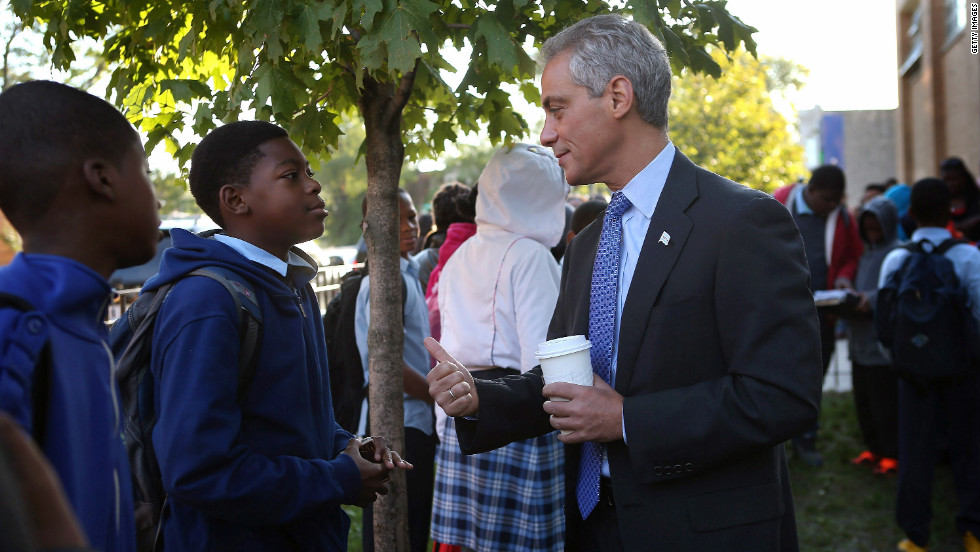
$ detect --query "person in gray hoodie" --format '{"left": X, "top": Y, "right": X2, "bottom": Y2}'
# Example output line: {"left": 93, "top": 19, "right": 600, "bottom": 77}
{"left": 846, "top": 195, "right": 902, "bottom": 474}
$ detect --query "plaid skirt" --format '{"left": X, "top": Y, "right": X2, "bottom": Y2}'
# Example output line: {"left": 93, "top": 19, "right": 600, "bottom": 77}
{"left": 430, "top": 416, "right": 565, "bottom": 551}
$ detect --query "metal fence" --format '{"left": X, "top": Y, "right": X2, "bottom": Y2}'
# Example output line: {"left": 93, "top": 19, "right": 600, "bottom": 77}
{"left": 106, "top": 263, "right": 360, "bottom": 324}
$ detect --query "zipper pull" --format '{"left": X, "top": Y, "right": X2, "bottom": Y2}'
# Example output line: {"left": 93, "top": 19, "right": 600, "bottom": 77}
{"left": 295, "top": 290, "right": 306, "bottom": 318}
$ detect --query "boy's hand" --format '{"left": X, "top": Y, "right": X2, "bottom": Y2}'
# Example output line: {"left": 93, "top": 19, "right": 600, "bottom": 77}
{"left": 342, "top": 438, "right": 390, "bottom": 507}
{"left": 855, "top": 291, "right": 871, "bottom": 313}
{"left": 424, "top": 337, "right": 479, "bottom": 417}
{"left": 358, "top": 436, "right": 413, "bottom": 471}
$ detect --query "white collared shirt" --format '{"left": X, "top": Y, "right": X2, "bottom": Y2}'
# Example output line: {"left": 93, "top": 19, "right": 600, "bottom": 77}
{"left": 610, "top": 141, "right": 676, "bottom": 386}
{"left": 213, "top": 234, "right": 316, "bottom": 278}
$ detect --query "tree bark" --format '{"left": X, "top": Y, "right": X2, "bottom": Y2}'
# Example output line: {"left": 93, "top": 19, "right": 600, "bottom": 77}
{"left": 359, "top": 72, "right": 412, "bottom": 552}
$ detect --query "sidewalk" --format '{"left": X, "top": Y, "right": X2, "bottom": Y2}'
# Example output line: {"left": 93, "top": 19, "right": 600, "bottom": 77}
{"left": 823, "top": 338, "right": 852, "bottom": 392}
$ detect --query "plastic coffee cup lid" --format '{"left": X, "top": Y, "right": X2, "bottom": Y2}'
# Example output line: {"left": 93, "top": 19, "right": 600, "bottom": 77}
{"left": 534, "top": 335, "right": 591, "bottom": 360}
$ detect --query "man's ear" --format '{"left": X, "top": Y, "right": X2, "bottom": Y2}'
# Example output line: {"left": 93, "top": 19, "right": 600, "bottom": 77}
{"left": 82, "top": 158, "right": 117, "bottom": 201}
{"left": 219, "top": 184, "right": 250, "bottom": 216}
{"left": 608, "top": 75, "right": 634, "bottom": 120}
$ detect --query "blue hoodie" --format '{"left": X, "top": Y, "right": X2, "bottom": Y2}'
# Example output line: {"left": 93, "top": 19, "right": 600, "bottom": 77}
{"left": 0, "top": 253, "right": 136, "bottom": 552}
{"left": 145, "top": 229, "right": 360, "bottom": 551}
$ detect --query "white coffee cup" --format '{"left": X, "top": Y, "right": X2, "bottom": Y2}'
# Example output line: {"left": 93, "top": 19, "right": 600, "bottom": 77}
{"left": 536, "top": 336, "right": 594, "bottom": 434}
{"left": 536, "top": 335, "right": 594, "bottom": 392}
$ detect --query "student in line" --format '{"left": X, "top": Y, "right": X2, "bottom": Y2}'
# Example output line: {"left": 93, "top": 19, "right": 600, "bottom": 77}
{"left": 0, "top": 80, "right": 161, "bottom": 552}
{"left": 144, "top": 120, "right": 410, "bottom": 551}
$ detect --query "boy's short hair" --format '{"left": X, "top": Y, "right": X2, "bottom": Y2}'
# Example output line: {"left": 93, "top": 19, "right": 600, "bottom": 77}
{"left": 189, "top": 121, "right": 289, "bottom": 227}
{"left": 864, "top": 183, "right": 887, "bottom": 195}
{"left": 808, "top": 165, "right": 846, "bottom": 196}
{"left": 910, "top": 177, "right": 951, "bottom": 227}
{"left": 430, "top": 182, "right": 473, "bottom": 230}
{"left": 0, "top": 80, "right": 139, "bottom": 224}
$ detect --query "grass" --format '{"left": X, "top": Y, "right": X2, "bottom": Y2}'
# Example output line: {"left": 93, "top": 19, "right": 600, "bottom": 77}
{"left": 345, "top": 391, "right": 964, "bottom": 551}
{"left": 791, "top": 391, "right": 962, "bottom": 552}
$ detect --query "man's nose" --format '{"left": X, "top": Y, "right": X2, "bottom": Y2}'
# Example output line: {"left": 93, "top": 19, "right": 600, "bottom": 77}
{"left": 540, "top": 120, "right": 557, "bottom": 147}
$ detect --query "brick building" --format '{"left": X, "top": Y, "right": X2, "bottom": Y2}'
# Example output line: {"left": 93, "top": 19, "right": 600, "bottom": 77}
{"left": 896, "top": 0, "right": 980, "bottom": 182}
{"left": 799, "top": 107, "right": 899, "bottom": 208}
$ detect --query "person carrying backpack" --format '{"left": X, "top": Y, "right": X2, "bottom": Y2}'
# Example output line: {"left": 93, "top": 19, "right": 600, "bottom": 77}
{"left": 876, "top": 177, "right": 980, "bottom": 552}
{"left": 134, "top": 121, "right": 410, "bottom": 552}
{"left": 0, "top": 80, "right": 162, "bottom": 552}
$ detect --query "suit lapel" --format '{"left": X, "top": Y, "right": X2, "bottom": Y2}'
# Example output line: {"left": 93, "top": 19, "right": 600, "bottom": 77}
{"left": 615, "top": 152, "right": 698, "bottom": 393}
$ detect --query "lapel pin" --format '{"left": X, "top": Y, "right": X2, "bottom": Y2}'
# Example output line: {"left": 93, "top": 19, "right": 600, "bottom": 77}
{"left": 659, "top": 231, "right": 671, "bottom": 246}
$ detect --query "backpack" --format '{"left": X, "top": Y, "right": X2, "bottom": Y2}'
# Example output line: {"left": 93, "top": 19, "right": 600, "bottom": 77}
{"left": 321, "top": 264, "right": 406, "bottom": 434}
{"left": 0, "top": 293, "right": 52, "bottom": 447}
{"left": 108, "top": 267, "right": 262, "bottom": 552}
{"left": 875, "top": 239, "right": 980, "bottom": 382}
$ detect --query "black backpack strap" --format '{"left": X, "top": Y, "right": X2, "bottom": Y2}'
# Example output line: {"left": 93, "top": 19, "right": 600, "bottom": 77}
{"left": 0, "top": 293, "right": 52, "bottom": 447}
{"left": 934, "top": 238, "right": 968, "bottom": 256}
{"left": 185, "top": 268, "right": 263, "bottom": 404}
{"left": 901, "top": 240, "right": 927, "bottom": 254}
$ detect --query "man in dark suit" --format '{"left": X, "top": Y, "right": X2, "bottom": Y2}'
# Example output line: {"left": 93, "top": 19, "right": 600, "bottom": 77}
{"left": 425, "top": 14, "right": 823, "bottom": 551}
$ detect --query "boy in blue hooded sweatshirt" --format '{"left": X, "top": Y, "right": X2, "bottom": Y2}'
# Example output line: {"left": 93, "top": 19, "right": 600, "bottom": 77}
{"left": 0, "top": 80, "right": 161, "bottom": 552}
{"left": 145, "top": 120, "right": 411, "bottom": 551}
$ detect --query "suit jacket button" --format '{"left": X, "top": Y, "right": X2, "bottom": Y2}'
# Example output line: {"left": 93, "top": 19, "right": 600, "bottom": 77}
{"left": 654, "top": 466, "right": 663, "bottom": 476}
{"left": 663, "top": 465, "right": 673, "bottom": 475}
{"left": 685, "top": 462, "right": 694, "bottom": 472}
{"left": 674, "top": 464, "right": 683, "bottom": 473}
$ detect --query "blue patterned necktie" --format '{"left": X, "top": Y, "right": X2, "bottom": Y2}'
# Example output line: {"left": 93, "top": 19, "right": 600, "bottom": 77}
{"left": 577, "top": 190, "right": 632, "bottom": 519}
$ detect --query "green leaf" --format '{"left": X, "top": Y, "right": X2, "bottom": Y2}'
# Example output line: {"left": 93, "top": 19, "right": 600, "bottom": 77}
{"left": 473, "top": 13, "right": 518, "bottom": 71}
{"left": 430, "top": 120, "right": 456, "bottom": 148}
{"left": 662, "top": 27, "right": 689, "bottom": 68}
{"left": 659, "top": 0, "right": 682, "bottom": 19}
{"left": 145, "top": 126, "right": 171, "bottom": 154}
{"left": 356, "top": 0, "right": 384, "bottom": 30}
{"left": 161, "top": 79, "right": 193, "bottom": 103}
{"left": 688, "top": 47, "right": 722, "bottom": 78}
{"left": 317, "top": 2, "right": 347, "bottom": 40}
{"left": 253, "top": 63, "right": 274, "bottom": 107}
{"left": 296, "top": 4, "right": 324, "bottom": 52}
{"left": 712, "top": 7, "right": 733, "bottom": 50}
{"left": 695, "top": 5, "right": 716, "bottom": 31}
{"left": 250, "top": 0, "right": 281, "bottom": 34}
{"left": 356, "top": 35, "right": 387, "bottom": 73}
{"left": 11, "top": 0, "right": 32, "bottom": 15}
{"left": 270, "top": 68, "right": 300, "bottom": 116}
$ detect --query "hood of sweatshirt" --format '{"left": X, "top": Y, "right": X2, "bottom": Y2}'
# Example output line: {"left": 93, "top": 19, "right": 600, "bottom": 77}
{"left": 854, "top": 196, "right": 900, "bottom": 293}
{"left": 143, "top": 229, "right": 317, "bottom": 296}
{"left": 475, "top": 143, "right": 569, "bottom": 247}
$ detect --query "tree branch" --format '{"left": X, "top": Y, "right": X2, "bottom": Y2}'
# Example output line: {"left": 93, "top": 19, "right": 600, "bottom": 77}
{"left": 386, "top": 59, "right": 419, "bottom": 122}
{"left": 314, "top": 83, "right": 334, "bottom": 105}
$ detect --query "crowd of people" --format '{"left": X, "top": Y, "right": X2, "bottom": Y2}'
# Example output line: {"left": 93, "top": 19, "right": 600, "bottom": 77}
{"left": 0, "top": 11, "right": 977, "bottom": 552}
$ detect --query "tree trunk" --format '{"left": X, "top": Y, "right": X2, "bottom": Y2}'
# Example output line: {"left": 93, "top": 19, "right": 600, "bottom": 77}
{"left": 359, "top": 74, "right": 410, "bottom": 552}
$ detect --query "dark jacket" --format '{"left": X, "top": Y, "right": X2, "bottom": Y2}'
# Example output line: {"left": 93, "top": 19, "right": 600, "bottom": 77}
{"left": 0, "top": 253, "right": 136, "bottom": 552}
{"left": 145, "top": 229, "right": 359, "bottom": 551}
{"left": 774, "top": 184, "right": 864, "bottom": 287}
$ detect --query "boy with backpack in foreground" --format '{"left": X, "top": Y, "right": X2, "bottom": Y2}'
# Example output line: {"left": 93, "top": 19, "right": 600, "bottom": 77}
{"left": 0, "top": 80, "right": 161, "bottom": 552}
{"left": 133, "top": 121, "right": 410, "bottom": 551}
{"left": 876, "top": 178, "right": 980, "bottom": 552}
